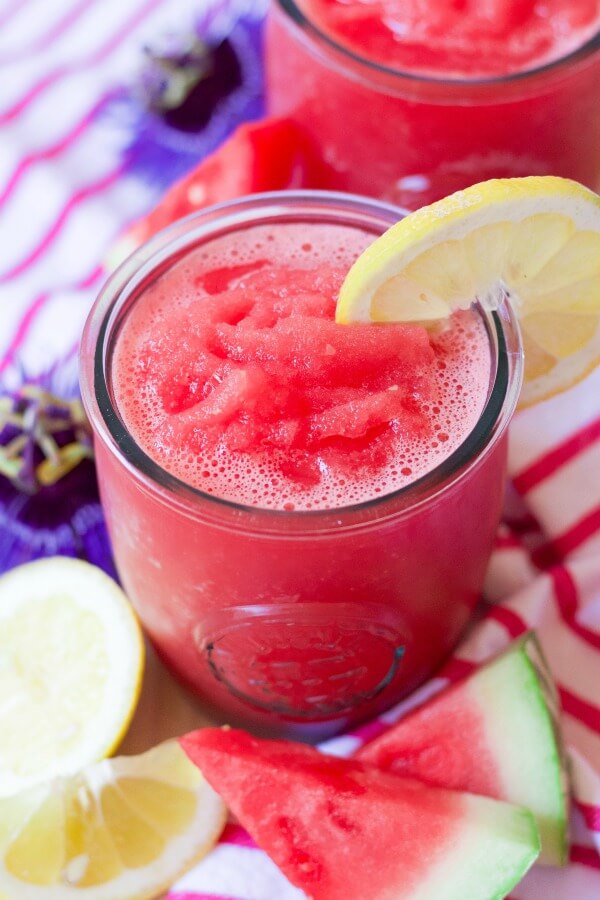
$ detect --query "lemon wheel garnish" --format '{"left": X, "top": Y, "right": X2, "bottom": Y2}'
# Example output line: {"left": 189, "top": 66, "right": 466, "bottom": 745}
{"left": 336, "top": 177, "right": 600, "bottom": 407}
{"left": 0, "top": 739, "right": 226, "bottom": 899}
{"left": 0, "top": 557, "right": 144, "bottom": 796}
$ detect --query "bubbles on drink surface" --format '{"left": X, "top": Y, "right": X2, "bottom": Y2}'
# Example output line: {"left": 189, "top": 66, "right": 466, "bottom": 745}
{"left": 114, "top": 223, "right": 491, "bottom": 511}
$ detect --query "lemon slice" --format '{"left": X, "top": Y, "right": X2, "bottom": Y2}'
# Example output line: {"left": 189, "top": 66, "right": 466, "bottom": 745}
{"left": 0, "top": 557, "right": 144, "bottom": 796}
{"left": 0, "top": 739, "right": 226, "bottom": 899}
{"left": 336, "top": 177, "right": 600, "bottom": 406}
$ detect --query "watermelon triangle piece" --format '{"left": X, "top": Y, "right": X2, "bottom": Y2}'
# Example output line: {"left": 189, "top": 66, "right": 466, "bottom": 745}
{"left": 181, "top": 727, "right": 539, "bottom": 900}
{"left": 108, "top": 117, "right": 325, "bottom": 269}
{"left": 357, "top": 633, "right": 568, "bottom": 865}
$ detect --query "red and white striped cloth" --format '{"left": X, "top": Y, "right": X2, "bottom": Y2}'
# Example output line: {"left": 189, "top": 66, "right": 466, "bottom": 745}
{"left": 1, "top": 1, "right": 599, "bottom": 897}
{"left": 0, "top": 0, "right": 183, "bottom": 389}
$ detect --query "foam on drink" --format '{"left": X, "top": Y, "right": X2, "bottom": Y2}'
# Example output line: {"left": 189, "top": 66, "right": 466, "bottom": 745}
{"left": 113, "top": 223, "right": 492, "bottom": 511}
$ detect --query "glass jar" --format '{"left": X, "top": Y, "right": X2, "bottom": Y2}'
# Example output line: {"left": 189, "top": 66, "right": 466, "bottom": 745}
{"left": 80, "top": 191, "right": 522, "bottom": 739}
{"left": 266, "top": 1, "right": 600, "bottom": 208}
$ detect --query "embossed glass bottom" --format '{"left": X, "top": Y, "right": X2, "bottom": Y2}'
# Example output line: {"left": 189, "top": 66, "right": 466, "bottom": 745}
{"left": 198, "top": 603, "right": 406, "bottom": 718}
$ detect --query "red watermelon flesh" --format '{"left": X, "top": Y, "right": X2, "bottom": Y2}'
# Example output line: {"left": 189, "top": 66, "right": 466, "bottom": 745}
{"left": 110, "top": 117, "right": 324, "bottom": 266}
{"left": 357, "top": 633, "right": 568, "bottom": 865}
{"left": 181, "top": 727, "right": 539, "bottom": 900}
{"left": 359, "top": 677, "right": 501, "bottom": 795}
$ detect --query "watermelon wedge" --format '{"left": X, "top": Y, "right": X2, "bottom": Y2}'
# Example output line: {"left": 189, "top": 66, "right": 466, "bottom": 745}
{"left": 181, "top": 728, "right": 539, "bottom": 900}
{"left": 109, "top": 116, "right": 324, "bottom": 267}
{"left": 357, "top": 633, "right": 568, "bottom": 866}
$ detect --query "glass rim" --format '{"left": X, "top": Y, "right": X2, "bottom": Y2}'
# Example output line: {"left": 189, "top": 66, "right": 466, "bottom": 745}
{"left": 80, "top": 189, "right": 523, "bottom": 526}
{"left": 274, "top": 0, "right": 600, "bottom": 89}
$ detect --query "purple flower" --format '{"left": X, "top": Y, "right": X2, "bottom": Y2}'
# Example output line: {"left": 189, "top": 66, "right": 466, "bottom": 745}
{"left": 139, "top": 30, "right": 244, "bottom": 133}
{"left": 0, "top": 373, "right": 116, "bottom": 578}
{"left": 110, "top": 0, "right": 266, "bottom": 189}
{"left": 0, "top": 386, "right": 92, "bottom": 495}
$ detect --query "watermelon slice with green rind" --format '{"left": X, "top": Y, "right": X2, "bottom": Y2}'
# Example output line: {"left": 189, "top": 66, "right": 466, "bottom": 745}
{"left": 181, "top": 727, "right": 539, "bottom": 900}
{"left": 358, "top": 632, "right": 568, "bottom": 866}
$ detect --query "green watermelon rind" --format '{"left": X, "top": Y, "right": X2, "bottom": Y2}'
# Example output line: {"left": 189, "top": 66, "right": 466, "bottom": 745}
{"left": 358, "top": 632, "right": 568, "bottom": 867}
{"left": 409, "top": 796, "right": 540, "bottom": 900}
{"left": 469, "top": 632, "right": 569, "bottom": 866}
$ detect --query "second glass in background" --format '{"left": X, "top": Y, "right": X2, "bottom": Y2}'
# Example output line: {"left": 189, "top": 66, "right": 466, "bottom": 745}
{"left": 266, "top": 0, "right": 600, "bottom": 208}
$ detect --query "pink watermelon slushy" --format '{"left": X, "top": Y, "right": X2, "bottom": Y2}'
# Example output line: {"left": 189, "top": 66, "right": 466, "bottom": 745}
{"left": 266, "top": 0, "right": 600, "bottom": 207}
{"left": 80, "top": 193, "right": 522, "bottom": 739}
{"left": 114, "top": 225, "right": 490, "bottom": 510}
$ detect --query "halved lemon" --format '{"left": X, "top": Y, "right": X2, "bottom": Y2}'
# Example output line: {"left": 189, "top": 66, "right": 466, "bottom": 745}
{"left": 0, "top": 557, "right": 144, "bottom": 796}
{"left": 0, "top": 739, "right": 226, "bottom": 898}
{"left": 336, "top": 177, "right": 600, "bottom": 406}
